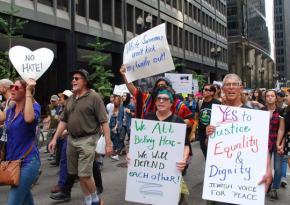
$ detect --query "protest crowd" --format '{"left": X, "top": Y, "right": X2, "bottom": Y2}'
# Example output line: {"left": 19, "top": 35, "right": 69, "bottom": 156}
{"left": 0, "top": 25, "right": 289, "bottom": 205}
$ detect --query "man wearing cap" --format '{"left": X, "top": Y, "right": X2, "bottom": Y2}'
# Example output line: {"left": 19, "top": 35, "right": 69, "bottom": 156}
{"left": 49, "top": 69, "right": 112, "bottom": 205}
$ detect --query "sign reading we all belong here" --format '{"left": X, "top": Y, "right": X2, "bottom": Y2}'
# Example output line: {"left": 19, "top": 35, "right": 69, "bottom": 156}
{"left": 126, "top": 118, "right": 186, "bottom": 205}
{"left": 203, "top": 104, "right": 270, "bottom": 205}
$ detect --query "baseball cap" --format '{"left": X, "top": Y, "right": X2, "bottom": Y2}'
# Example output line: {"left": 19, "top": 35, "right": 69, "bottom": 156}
{"left": 50, "top": 95, "right": 59, "bottom": 101}
{"left": 62, "top": 90, "right": 73, "bottom": 97}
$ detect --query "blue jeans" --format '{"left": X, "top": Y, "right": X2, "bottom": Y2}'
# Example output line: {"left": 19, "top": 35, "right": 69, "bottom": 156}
{"left": 281, "top": 156, "right": 288, "bottom": 178}
{"left": 58, "top": 138, "right": 68, "bottom": 188}
{"left": 270, "top": 148, "right": 283, "bottom": 189}
{"left": 7, "top": 156, "right": 41, "bottom": 205}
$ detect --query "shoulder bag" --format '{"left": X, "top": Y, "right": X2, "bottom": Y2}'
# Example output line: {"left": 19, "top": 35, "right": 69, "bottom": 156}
{"left": 0, "top": 143, "right": 34, "bottom": 186}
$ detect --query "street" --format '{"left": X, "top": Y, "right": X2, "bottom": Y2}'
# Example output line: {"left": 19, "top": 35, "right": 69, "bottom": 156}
{"left": 1, "top": 142, "right": 289, "bottom": 205}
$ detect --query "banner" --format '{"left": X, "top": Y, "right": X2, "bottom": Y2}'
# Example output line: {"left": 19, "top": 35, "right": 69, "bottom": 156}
{"left": 9, "top": 46, "right": 54, "bottom": 82}
{"left": 165, "top": 73, "right": 193, "bottom": 94}
{"left": 123, "top": 23, "right": 175, "bottom": 83}
{"left": 126, "top": 118, "right": 186, "bottom": 205}
{"left": 202, "top": 104, "right": 269, "bottom": 205}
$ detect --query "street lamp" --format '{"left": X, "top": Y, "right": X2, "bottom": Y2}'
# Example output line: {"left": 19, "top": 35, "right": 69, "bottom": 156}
{"left": 136, "top": 14, "right": 152, "bottom": 34}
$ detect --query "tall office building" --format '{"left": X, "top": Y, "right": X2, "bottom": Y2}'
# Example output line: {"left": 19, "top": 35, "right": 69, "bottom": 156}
{"left": 0, "top": 0, "right": 228, "bottom": 103}
{"left": 274, "top": 0, "right": 290, "bottom": 86}
{"left": 227, "top": 0, "right": 275, "bottom": 88}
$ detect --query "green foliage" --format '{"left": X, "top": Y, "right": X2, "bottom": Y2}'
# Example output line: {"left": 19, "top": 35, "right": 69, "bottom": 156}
{"left": 0, "top": 7, "right": 28, "bottom": 80}
{"left": 192, "top": 71, "right": 207, "bottom": 91}
{"left": 84, "top": 38, "right": 114, "bottom": 98}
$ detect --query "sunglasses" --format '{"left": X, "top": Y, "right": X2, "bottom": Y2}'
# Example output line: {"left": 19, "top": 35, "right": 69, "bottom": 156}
{"left": 10, "top": 85, "right": 21, "bottom": 91}
{"left": 203, "top": 88, "right": 212, "bottom": 92}
{"left": 156, "top": 96, "right": 170, "bottom": 102}
{"left": 72, "top": 76, "right": 84, "bottom": 81}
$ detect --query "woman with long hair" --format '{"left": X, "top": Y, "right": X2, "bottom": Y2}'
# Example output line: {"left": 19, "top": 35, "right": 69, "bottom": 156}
{"left": 1, "top": 78, "right": 41, "bottom": 205}
{"left": 262, "top": 89, "right": 285, "bottom": 201}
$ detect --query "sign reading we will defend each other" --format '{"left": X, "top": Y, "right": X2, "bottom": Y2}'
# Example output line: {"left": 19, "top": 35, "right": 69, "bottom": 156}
{"left": 123, "top": 23, "right": 175, "bottom": 83}
{"left": 165, "top": 73, "right": 193, "bottom": 94}
{"left": 202, "top": 104, "right": 270, "bottom": 205}
{"left": 126, "top": 118, "right": 186, "bottom": 205}
{"left": 9, "top": 46, "right": 54, "bottom": 82}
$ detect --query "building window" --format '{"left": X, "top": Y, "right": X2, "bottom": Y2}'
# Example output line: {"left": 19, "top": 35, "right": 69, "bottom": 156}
{"left": 173, "top": 25, "right": 178, "bottom": 46}
{"left": 135, "top": 8, "right": 143, "bottom": 34}
{"left": 179, "top": 27, "right": 183, "bottom": 48}
{"left": 76, "top": 0, "right": 86, "bottom": 17}
{"left": 115, "top": 0, "right": 122, "bottom": 28}
{"left": 89, "top": 0, "right": 99, "bottom": 21}
{"left": 127, "top": 4, "right": 133, "bottom": 32}
{"left": 173, "top": 0, "right": 177, "bottom": 9}
{"left": 57, "top": 0, "right": 68, "bottom": 11}
{"left": 194, "top": 35, "right": 198, "bottom": 53}
{"left": 166, "top": 22, "right": 172, "bottom": 45}
{"left": 189, "top": 32, "right": 193, "bottom": 52}
{"left": 185, "top": 31, "right": 189, "bottom": 50}
{"left": 184, "top": 0, "right": 188, "bottom": 15}
{"left": 189, "top": 3, "right": 193, "bottom": 18}
{"left": 103, "top": 0, "right": 112, "bottom": 25}
{"left": 39, "top": 0, "right": 53, "bottom": 7}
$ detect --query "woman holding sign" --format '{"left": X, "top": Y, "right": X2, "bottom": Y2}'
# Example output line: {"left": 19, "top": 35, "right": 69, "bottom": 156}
{"left": 1, "top": 78, "right": 41, "bottom": 205}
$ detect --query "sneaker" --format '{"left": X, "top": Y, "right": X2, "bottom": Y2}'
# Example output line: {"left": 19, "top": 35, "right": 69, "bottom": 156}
{"left": 111, "top": 155, "right": 119, "bottom": 161}
{"left": 50, "top": 192, "right": 71, "bottom": 202}
{"left": 269, "top": 189, "right": 278, "bottom": 201}
{"left": 281, "top": 178, "right": 287, "bottom": 188}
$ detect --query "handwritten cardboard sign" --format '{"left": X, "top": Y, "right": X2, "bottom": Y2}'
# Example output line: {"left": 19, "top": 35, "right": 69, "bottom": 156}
{"left": 9, "top": 46, "right": 54, "bottom": 82}
{"left": 113, "top": 84, "right": 130, "bottom": 96}
{"left": 123, "top": 23, "right": 175, "bottom": 83}
{"left": 202, "top": 104, "right": 270, "bottom": 205}
{"left": 165, "top": 73, "right": 193, "bottom": 94}
{"left": 126, "top": 118, "right": 186, "bottom": 205}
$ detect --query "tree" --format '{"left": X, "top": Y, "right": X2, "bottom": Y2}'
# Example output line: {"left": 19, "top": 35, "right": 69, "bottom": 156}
{"left": 192, "top": 71, "right": 207, "bottom": 91}
{"left": 84, "top": 38, "right": 114, "bottom": 98}
{"left": 0, "top": 6, "right": 28, "bottom": 79}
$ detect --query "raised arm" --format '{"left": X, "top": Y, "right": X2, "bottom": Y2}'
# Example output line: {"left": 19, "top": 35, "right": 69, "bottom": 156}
{"left": 120, "top": 64, "right": 137, "bottom": 95}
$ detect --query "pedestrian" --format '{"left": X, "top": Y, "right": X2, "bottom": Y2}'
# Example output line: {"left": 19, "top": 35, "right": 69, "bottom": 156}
{"left": 262, "top": 89, "right": 285, "bottom": 201}
{"left": 206, "top": 73, "right": 273, "bottom": 205}
{"left": 194, "top": 84, "right": 221, "bottom": 158}
{"left": 0, "top": 78, "right": 41, "bottom": 205}
{"left": 49, "top": 69, "right": 112, "bottom": 205}
{"left": 50, "top": 90, "right": 73, "bottom": 194}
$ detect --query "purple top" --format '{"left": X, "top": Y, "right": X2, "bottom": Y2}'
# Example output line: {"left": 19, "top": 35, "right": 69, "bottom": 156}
{"left": 5, "top": 103, "right": 41, "bottom": 165}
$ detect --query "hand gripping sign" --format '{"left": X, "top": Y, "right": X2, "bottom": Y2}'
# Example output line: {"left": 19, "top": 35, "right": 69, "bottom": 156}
{"left": 123, "top": 23, "right": 175, "bottom": 83}
{"left": 9, "top": 46, "right": 54, "bottom": 82}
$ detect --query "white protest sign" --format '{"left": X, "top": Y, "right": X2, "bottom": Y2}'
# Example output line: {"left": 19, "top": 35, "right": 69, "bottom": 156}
{"left": 164, "top": 73, "right": 193, "bottom": 94}
{"left": 9, "top": 46, "right": 54, "bottom": 82}
{"left": 126, "top": 118, "right": 186, "bottom": 205}
{"left": 113, "top": 84, "right": 130, "bottom": 96}
{"left": 202, "top": 104, "right": 269, "bottom": 205}
{"left": 192, "top": 79, "right": 199, "bottom": 94}
{"left": 123, "top": 23, "right": 175, "bottom": 83}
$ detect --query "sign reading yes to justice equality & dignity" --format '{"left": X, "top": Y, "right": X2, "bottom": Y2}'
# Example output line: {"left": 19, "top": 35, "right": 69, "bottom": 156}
{"left": 123, "top": 23, "right": 175, "bottom": 83}
{"left": 125, "top": 118, "right": 186, "bottom": 205}
{"left": 9, "top": 46, "right": 54, "bottom": 82}
{"left": 202, "top": 104, "right": 270, "bottom": 205}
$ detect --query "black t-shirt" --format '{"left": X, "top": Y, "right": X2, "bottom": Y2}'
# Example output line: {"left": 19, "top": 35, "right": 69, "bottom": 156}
{"left": 196, "top": 98, "right": 221, "bottom": 133}
{"left": 282, "top": 108, "right": 290, "bottom": 133}
{"left": 144, "top": 112, "right": 190, "bottom": 146}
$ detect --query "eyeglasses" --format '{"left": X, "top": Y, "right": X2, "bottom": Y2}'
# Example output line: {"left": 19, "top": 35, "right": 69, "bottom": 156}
{"left": 223, "top": 82, "right": 241, "bottom": 88}
{"left": 72, "top": 76, "right": 84, "bottom": 81}
{"left": 203, "top": 88, "right": 212, "bottom": 92}
{"left": 10, "top": 85, "right": 21, "bottom": 91}
{"left": 156, "top": 96, "right": 170, "bottom": 102}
